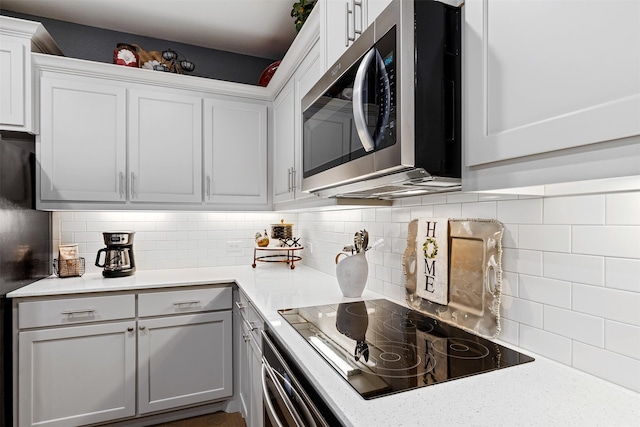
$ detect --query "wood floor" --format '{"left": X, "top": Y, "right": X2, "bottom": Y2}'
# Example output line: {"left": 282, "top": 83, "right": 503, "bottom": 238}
{"left": 151, "top": 411, "right": 246, "bottom": 427}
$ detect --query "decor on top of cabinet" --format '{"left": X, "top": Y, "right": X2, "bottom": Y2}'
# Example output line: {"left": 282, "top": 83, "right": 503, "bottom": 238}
{"left": 291, "top": 0, "right": 316, "bottom": 32}
{"left": 403, "top": 218, "right": 504, "bottom": 338}
{"left": 129, "top": 44, "right": 196, "bottom": 74}
{"left": 113, "top": 43, "right": 139, "bottom": 67}
{"left": 258, "top": 60, "right": 281, "bottom": 87}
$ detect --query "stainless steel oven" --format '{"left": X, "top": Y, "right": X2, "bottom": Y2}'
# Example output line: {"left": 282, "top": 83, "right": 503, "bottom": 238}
{"left": 262, "top": 329, "right": 343, "bottom": 427}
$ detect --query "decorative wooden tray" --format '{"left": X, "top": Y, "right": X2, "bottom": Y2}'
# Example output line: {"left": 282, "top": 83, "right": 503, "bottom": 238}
{"left": 403, "top": 218, "right": 504, "bottom": 338}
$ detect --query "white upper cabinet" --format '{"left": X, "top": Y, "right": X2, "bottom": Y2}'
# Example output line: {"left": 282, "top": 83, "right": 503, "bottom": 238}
{"left": 273, "top": 42, "right": 322, "bottom": 206}
{"left": 321, "top": 0, "right": 392, "bottom": 70}
{"left": 203, "top": 98, "right": 267, "bottom": 206}
{"left": 273, "top": 79, "right": 297, "bottom": 204}
{"left": 465, "top": 0, "right": 640, "bottom": 167}
{"left": 34, "top": 54, "right": 269, "bottom": 210}
{"left": 0, "top": 16, "right": 61, "bottom": 133}
{"left": 39, "top": 75, "right": 127, "bottom": 203}
{"left": 129, "top": 89, "right": 202, "bottom": 204}
{"left": 0, "top": 38, "right": 25, "bottom": 127}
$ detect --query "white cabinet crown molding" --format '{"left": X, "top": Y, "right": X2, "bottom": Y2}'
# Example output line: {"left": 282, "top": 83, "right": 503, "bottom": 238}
{"left": 0, "top": 16, "right": 62, "bottom": 55}
{"left": 32, "top": 53, "right": 270, "bottom": 101}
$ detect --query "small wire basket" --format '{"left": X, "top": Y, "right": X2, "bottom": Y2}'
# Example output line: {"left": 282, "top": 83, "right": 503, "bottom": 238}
{"left": 53, "top": 257, "right": 85, "bottom": 278}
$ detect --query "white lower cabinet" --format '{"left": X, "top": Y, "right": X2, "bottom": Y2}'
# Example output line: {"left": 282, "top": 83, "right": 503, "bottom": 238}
{"left": 138, "top": 311, "right": 233, "bottom": 414}
{"left": 18, "top": 321, "right": 137, "bottom": 427}
{"left": 16, "top": 286, "right": 233, "bottom": 427}
{"left": 236, "top": 292, "right": 264, "bottom": 427}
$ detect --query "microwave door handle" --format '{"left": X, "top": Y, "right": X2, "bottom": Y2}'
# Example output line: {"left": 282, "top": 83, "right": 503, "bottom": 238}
{"left": 353, "top": 48, "right": 377, "bottom": 153}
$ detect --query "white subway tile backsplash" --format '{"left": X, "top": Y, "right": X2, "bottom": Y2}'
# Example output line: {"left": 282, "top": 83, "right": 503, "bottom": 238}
{"left": 433, "top": 203, "right": 462, "bottom": 218}
{"left": 500, "top": 271, "right": 518, "bottom": 297}
{"left": 60, "top": 222, "right": 86, "bottom": 232}
{"left": 543, "top": 253, "right": 604, "bottom": 286}
{"left": 543, "top": 305, "right": 604, "bottom": 347}
{"left": 409, "top": 205, "right": 435, "bottom": 219}
{"left": 543, "top": 195, "right": 605, "bottom": 225}
{"left": 73, "top": 212, "right": 100, "bottom": 222}
{"left": 519, "top": 275, "right": 571, "bottom": 308}
{"left": 501, "top": 224, "right": 518, "bottom": 249}
{"left": 605, "top": 257, "right": 640, "bottom": 292}
{"left": 501, "top": 295, "right": 543, "bottom": 328}
{"left": 573, "top": 283, "right": 640, "bottom": 326}
{"left": 420, "top": 194, "right": 448, "bottom": 205}
{"left": 497, "top": 318, "right": 519, "bottom": 346}
{"left": 519, "top": 325, "right": 572, "bottom": 365}
{"left": 54, "top": 190, "right": 640, "bottom": 391}
{"left": 572, "top": 342, "right": 640, "bottom": 392}
{"left": 606, "top": 192, "right": 640, "bottom": 225}
{"left": 502, "top": 248, "right": 543, "bottom": 276}
{"left": 446, "top": 193, "right": 478, "bottom": 203}
{"left": 461, "top": 201, "right": 497, "bottom": 219}
{"left": 497, "top": 198, "right": 543, "bottom": 224}
{"left": 519, "top": 225, "right": 571, "bottom": 253}
{"left": 573, "top": 226, "right": 640, "bottom": 258}
{"left": 605, "top": 320, "right": 640, "bottom": 360}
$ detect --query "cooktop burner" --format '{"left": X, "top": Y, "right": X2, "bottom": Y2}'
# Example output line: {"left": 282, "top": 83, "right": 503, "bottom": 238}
{"left": 278, "top": 299, "right": 534, "bottom": 399}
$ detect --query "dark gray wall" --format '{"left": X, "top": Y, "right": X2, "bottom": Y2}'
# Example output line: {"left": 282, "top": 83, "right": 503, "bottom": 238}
{"left": 0, "top": 10, "right": 278, "bottom": 85}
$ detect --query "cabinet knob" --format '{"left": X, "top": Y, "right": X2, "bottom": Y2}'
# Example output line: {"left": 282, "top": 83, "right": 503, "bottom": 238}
{"left": 139, "top": 325, "right": 146, "bottom": 331}
{"left": 127, "top": 327, "right": 134, "bottom": 332}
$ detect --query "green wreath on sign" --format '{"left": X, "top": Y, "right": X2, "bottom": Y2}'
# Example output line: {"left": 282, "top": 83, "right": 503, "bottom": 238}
{"left": 423, "top": 237, "right": 438, "bottom": 259}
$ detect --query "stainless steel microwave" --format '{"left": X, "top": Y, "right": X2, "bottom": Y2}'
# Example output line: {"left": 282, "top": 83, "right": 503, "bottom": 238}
{"left": 301, "top": 0, "right": 463, "bottom": 199}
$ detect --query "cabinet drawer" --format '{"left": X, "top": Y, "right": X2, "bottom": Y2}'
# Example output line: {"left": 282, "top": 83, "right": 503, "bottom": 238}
{"left": 138, "top": 286, "right": 232, "bottom": 317}
{"left": 237, "top": 290, "right": 264, "bottom": 350}
{"left": 18, "top": 294, "right": 135, "bottom": 329}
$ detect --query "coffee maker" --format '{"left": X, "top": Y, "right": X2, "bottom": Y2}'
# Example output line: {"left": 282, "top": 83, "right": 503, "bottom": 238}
{"left": 95, "top": 231, "right": 136, "bottom": 277}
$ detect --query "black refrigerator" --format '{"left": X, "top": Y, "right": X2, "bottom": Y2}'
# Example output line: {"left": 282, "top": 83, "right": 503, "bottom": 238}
{"left": 0, "top": 132, "right": 52, "bottom": 426}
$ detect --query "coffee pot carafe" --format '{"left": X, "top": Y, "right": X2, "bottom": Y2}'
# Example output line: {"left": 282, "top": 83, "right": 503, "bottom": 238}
{"left": 95, "top": 232, "right": 136, "bottom": 277}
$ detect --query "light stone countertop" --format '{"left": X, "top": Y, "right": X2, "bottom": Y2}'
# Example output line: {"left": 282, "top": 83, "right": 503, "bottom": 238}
{"left": 9, "top": 264, "right": 640, "bottom": 426}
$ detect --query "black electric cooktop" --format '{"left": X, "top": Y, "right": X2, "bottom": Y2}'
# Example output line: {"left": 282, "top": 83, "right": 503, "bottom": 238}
{"left": 279, "top": 299, "right": 534, "bottom": 399}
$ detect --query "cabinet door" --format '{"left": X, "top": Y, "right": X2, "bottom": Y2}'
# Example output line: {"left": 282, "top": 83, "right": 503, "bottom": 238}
{"left": 203, "top": 98, "right": 267, "bottom": 205}
{"left": 137, "top": 311, "right": 233, "bottom": 414}
{"left": 0, "top": 37, "right": 25, "bottom": 127}
{"left": 129, "top": 89, "right": 202, "bottom": 203}
{"left": 39, "top": 76, "right": 127, "bottom": 202}
{"left": 273, "top": 79, "right": 296, "bottom": 203}
{"left": 18, "top": 321, "right": 136, "bottom": 427}
{"left": 465, "top": 0, "right": 640, "bottom": 166}
{"left": 237, "top": 311, "right": 251, "bottom": 423}
{"left": 248, "top": 334, "right": 264, "bottom": 427}
{"left": 366, "top": 0, "right": 392, "bottom": 23}
{"left": 293, "top": 45, "right": 322, "bottom": 201}
{"left": 324, "top": 0, "right": 366, "bottom": 69}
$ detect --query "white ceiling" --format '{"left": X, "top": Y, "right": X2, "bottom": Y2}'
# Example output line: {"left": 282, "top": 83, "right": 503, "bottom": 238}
{"left": 1, "top": 0, "right": 298, "bottom": 59}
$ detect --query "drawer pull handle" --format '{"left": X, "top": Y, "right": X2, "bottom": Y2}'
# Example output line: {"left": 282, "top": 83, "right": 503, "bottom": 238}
{"left": 127, "top": 327, "right": 134, "bottom": 332}
{"left": 61, "top": 309, "right": 95, "bottom": 316}
{"left": 139, "top": 325, "right": 146, "bottom": 331}
{"left": 242, "top": 316, "right": 256, "bottom": 332}
{"left": 173, "top": 300, "right": 200, "bottom": 306}
{"left": 235, "top": 301, "right": 247, "bottom": 310}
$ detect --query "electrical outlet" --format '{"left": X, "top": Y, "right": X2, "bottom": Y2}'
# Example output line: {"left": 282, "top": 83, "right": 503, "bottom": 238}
{"left": 227, "top": 240, "right": 243, "bottom": 256}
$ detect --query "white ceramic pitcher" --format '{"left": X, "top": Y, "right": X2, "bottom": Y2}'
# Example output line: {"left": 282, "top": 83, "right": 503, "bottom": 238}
{"left": 335, "top": 251, "right": 368, "bottom": 298}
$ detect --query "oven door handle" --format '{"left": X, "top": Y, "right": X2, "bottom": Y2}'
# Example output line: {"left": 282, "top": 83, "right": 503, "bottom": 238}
{"left": 262, "top": 361, "right": 287, "bottom": 427}
{"left": 262, "top": 356, "right": 319, "bottom": 427}
{"left": 352, "top": 47, "right": 377, "bottom": 153}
